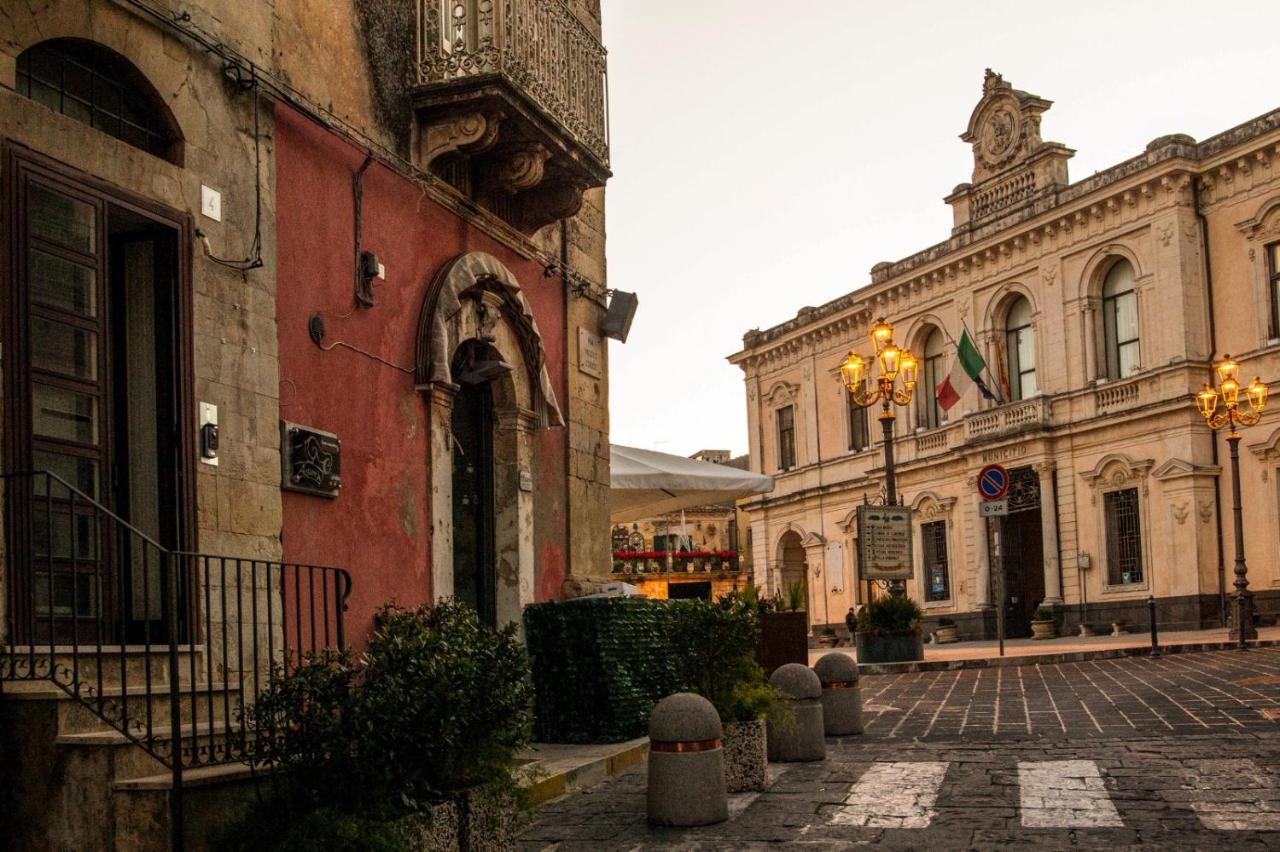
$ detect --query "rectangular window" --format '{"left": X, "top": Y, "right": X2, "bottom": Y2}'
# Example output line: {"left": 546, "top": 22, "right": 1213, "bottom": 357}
{"left": 848, "top": 391, "right": 870, "bottom": 451}
{"left": 922, "top": 520, "right": 950, "bottom": 602}
{"left": 1104, "top": 488, "right": 1143, "bottom": 585}
{"left": 1105, "top": 290, "right": 1141, "bottom": 379}
{"left": 777, "top": 405, "right": 796, "bottom": 470}
{"left": 1269, "top": 242, "right": 1280, "bottom": 340}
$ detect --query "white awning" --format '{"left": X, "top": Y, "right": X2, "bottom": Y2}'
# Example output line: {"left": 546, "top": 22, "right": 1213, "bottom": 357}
{"left": 609, "top": 444, "right": 774, "bottom": 523}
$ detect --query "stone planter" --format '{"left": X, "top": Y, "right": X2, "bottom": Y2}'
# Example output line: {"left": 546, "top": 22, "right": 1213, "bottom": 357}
{"left": 457, "top": 785, "right": 522, "bottom": 852}
{"left": 1030, "top": 619, "right": 1056, "bottom": 640}
{"left": 722, "top": 719, "right": 767, "bottom": 793}
{"left": 758, "top": 611, "right": 808, "bottom": 675}
{"left": 854, "top": 628, "right": 923, "bottom": 664}
{"left": 934, "top": 625, "right": 959, "bottom": 644}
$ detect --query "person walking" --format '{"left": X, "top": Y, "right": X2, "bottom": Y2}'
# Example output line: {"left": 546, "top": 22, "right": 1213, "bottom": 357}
{"left": 844, "top": 606, "right": 858, "bottom": 646}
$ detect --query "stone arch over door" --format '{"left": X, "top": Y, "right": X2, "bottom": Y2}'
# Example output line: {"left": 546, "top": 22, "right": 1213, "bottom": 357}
{"left": 775, "top": 528, "right": 808, "bottom": 626}
{"left": 415, "top": 251, "right": 564, "bottom": 627}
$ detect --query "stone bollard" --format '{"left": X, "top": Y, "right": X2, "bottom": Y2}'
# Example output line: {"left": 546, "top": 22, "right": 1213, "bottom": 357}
{"left": 814, "top": 653, "right": 863, "bottom": 736}
{"left": 767, "top": 663, "right": 826, "bottom": 762}
{"left": 647, "top": 693, "right": 728, "bottom": 827}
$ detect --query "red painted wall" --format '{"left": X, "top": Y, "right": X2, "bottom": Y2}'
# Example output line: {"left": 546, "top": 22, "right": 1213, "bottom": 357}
{"left": 274, "top": 106, "right": 568, "bottom": 647}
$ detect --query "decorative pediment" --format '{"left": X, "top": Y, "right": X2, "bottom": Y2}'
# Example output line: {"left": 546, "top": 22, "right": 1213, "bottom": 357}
{"left": 765, "top": 381, "right": 800, "bottom": 407}
{"left": 1248, "top": 427, "right": 1280, "bottom": 462}
{"left": 911, "top": 491, "right": 957, "bottom": 520}
{"left": 1235, "top": 196, "right": 1280, "bottom": 239}
{"left": 800, "top": 531, "right": 826, "bottom": 550}
{"left": 1080, "top": 452, "right": 1154, "bottom": 500}
{"left": 1151, "top": 458, "right": 1221, "bottom": 481}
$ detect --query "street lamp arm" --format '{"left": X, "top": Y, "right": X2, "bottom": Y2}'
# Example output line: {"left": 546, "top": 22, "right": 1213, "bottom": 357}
{"left": 849, "top": 386, "right": 884, "bottom": 409}
{"left": 891, "top": 386, "right": 915, "bottom": 407}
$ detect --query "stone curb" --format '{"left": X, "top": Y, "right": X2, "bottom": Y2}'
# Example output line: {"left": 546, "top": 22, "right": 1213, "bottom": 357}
{"left": 856, "top": 638, "right": 1280, "bottom": 675}
{"left": 519, "top": 739, "right": 650, "bottom": 806}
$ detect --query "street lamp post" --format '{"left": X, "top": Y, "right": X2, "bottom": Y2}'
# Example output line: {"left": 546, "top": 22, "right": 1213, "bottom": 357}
{"left": 839, "top": 318, "right": 918, "bottom": 593}
{"left": 1194, "top": 355, "right": 1269, "bottom": 648}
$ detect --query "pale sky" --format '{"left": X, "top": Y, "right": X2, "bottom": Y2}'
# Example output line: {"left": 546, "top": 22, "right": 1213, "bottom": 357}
{"left": 599, "top": 0, "right": 1276, "bottom": 458}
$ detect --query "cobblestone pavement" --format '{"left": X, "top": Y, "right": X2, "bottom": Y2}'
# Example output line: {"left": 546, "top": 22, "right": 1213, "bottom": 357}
{"left": 519, "top": 648, "right": 1280, "bottom": 849}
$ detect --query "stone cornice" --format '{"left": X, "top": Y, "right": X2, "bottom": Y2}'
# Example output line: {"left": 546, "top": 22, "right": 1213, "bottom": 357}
{"left": 731, "top": 107, "right": 1280, "bottom": 369}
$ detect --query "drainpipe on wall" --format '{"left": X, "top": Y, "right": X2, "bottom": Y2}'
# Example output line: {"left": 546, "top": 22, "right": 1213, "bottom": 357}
{"left": 1052, "top": 468, "right": 1065, "bottom": 621}
{"left": 1193, "top": 181, "right": 1228, "bottom": 627}
{"left": 560, "top": 219, "right": 572, "bottom": 580}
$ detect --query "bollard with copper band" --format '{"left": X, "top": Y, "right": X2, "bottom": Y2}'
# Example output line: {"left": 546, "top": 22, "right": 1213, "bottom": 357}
{"left": 767, "top": 663, "right": 827, "bottom": 762}
{"left": 647, "top": 693, "right": 728, "bottom": 827}
{"left": 814, "top": 653, "right": 864, "bottom": 736}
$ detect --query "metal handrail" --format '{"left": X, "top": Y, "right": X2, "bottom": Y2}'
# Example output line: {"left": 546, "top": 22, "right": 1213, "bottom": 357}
{"left": 1, "top": 470, "right": 351, "bottom": 847}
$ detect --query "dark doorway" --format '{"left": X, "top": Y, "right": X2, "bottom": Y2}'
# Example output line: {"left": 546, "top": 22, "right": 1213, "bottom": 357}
{"left": 668, "top": 581, "right": 711, "bottom": 600}
{"left": 996, "top": 510, "right": 1044, "bottom": 638}
{"left": 451, "top": 342, "right": 498, "bottom": 628}
{"left": 6, "top": 155, "right": 191, "bottom": 644}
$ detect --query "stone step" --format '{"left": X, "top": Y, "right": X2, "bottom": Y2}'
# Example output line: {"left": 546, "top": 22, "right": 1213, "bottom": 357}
{"left": 113, "top": 762, "right": 269, "bottom": 852}
{"left": 2, "top": 645, "right": 207, "bottom": 685}
{"left": 57, "top": 722, "right": 256, "bottom": 780}
{"left": 3, "top": 679, "right": 241, "bottom": 734}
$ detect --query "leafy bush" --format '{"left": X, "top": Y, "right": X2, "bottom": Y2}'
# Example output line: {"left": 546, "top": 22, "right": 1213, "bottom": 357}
{"left": 246, "top": 650, "right": 359, "bottom": 805}
{"left": 783, "top": 580, "right": 806, "bottom": 612}
{"left": 667, "top": 595, "right": 786, "bottom": 725}
{"left": 856, "top": 595, "right": 923, "bottom": 634}
{"left": 239, "top": 599, "right": 533, "bottom": 831}
{"left": 358, "top": 601, "right": 534, "bottom": 802}
{"left": 1033, "top": 607, "right": 1055, "bottom": 622}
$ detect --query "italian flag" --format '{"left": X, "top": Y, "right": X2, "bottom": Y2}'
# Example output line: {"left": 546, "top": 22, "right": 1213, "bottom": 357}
{"left": 936, "top": 330, "right": 990, "bottom": 412}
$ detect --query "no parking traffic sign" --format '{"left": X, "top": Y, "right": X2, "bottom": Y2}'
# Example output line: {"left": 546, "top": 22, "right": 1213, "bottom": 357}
{"left": 977, "top": 463, "right": 1009, "bottom": 501}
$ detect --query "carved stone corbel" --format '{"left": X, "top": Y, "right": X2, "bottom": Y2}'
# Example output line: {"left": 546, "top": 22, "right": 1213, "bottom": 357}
{"left": 418, "top": 109, "right": 505, "bottom": 168}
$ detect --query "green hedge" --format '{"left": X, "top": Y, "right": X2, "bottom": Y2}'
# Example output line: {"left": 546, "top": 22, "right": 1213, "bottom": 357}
{"left": 523, "top": 597, "right": 677, "bottom": 743}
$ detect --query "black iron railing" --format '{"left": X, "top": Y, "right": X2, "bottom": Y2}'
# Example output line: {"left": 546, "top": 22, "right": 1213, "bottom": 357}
{"left": 1, "top": 470, "right": 351, "bottom": 835}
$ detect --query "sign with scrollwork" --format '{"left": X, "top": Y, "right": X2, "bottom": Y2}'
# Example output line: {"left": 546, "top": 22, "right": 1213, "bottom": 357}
{"left": 856, "top": 505, "right": 913, "bottom": 581}
{"left": 281, "top": 421, "right": 341, "bottom": 498}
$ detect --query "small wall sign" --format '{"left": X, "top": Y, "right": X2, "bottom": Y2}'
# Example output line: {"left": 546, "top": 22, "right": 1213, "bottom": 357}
{"left": 519, "top": 469, "right": 534, "bottom": 492}
{"left": 578, "top": 327, "right": 602, "bottom": 379}
{"left": 281, "top": 421, "right": 341, "bottom": 498}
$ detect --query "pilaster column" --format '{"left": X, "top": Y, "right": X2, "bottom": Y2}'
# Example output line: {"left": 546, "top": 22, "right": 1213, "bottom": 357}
{"left": 1082, "top": 299, "right": 1098, "bottom": 382}
{"left": 427, "top": 381, "right": 460, "bottom": 601}
{"left": 975, "top": 511, "right": 993, "bottom": 609}
{"left": 1036, "top": 461, "right": 1063, "bottom": 605}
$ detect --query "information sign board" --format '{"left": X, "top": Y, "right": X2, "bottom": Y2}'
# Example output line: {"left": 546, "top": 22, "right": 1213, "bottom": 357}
{"left": 856, "top": 504, "right": 913, "bottom": 581}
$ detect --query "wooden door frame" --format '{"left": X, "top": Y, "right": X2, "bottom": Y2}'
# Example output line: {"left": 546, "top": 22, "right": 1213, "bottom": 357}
{"left": 2, "top": 141, "right": 198, "bottom": 643}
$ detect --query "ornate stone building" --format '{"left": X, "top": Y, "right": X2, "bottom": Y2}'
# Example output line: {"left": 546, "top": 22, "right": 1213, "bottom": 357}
{"left": 0, "top": 1, "right": 612, "bottom": 847}
{"left": 730, "top": 71, "right": 1280, "bottom": 639}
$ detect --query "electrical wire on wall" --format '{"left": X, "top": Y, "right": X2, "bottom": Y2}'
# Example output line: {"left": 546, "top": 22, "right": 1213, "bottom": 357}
{"left": 195, "top": 64, "right": 264, "bottom": 272}
{"left": 123, "top": 0, "right": 602, "bottom": 299}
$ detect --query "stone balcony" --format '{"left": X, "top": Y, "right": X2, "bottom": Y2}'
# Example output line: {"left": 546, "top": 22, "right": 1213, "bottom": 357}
{"left": 413, "top": 0, "right": 611, "bottom": 233}
{"left": 964, "top": 395, "right": 1052, "bottom": 443}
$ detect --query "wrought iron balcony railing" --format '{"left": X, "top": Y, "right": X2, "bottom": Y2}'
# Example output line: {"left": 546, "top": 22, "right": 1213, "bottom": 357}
{"left": 418, "top": 0, "right": 609, "bottom": 169}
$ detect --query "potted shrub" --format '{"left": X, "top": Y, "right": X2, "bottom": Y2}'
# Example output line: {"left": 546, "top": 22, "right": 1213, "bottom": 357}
{"left": 1031, "top": 606, "right": 1057, "bottom": 640}
{"left": 934, "top": 617, "right": 959, "bottom": 644}
{"left": 854, "top": 595, "right": 924, "bottom": 663}
{"left": 756, "top": 581, "right": 808, "bottom": 674}
{"left": 230, "top": 600, "right": 535, "bottom": 852}
{"left": 667, "top": 595, "right": 788, "bottom": 793}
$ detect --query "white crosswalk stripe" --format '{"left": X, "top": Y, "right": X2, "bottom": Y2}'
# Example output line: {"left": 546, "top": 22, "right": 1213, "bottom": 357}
{"left": 1018, "top": 760, "right": 1124, "bottom": 828}
{"left": 828, "top": 761, "right": 948, "bottom": 828}
{"left": 1184, "top": 759, "right": 1280, "bottom": 831}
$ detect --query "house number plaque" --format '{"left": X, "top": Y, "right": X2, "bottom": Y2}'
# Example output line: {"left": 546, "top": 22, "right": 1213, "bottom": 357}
{"left": 281, "top": 421, "right": 341, "bottom": 498}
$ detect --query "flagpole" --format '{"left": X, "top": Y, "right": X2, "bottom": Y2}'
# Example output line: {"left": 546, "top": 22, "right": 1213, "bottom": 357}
{"left": 961, "top": 318, "right": 1005, "bottom": 404}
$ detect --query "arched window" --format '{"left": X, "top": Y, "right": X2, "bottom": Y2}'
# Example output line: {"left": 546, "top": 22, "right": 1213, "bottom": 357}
{"left": 920, "top": 328, "right": 946, "bottom": 429}
{"left": 1004, "top": 296, "right": 1037, "bottom": 400}
{"left": 16, "top": 39, "right": 182, "bottom": 164}
{"left": 1102, "top": 260, "right": 1140, "bottom": 379}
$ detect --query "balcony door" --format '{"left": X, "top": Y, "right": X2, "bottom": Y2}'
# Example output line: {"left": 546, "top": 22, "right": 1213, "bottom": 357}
{"left": 5, "top": 151, "right": 193, "bottom": 644}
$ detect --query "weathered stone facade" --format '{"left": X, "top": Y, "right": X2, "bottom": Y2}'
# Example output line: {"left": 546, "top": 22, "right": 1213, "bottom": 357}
{"left": 731, "top": 71, "right": 1280, "bottom": 638}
